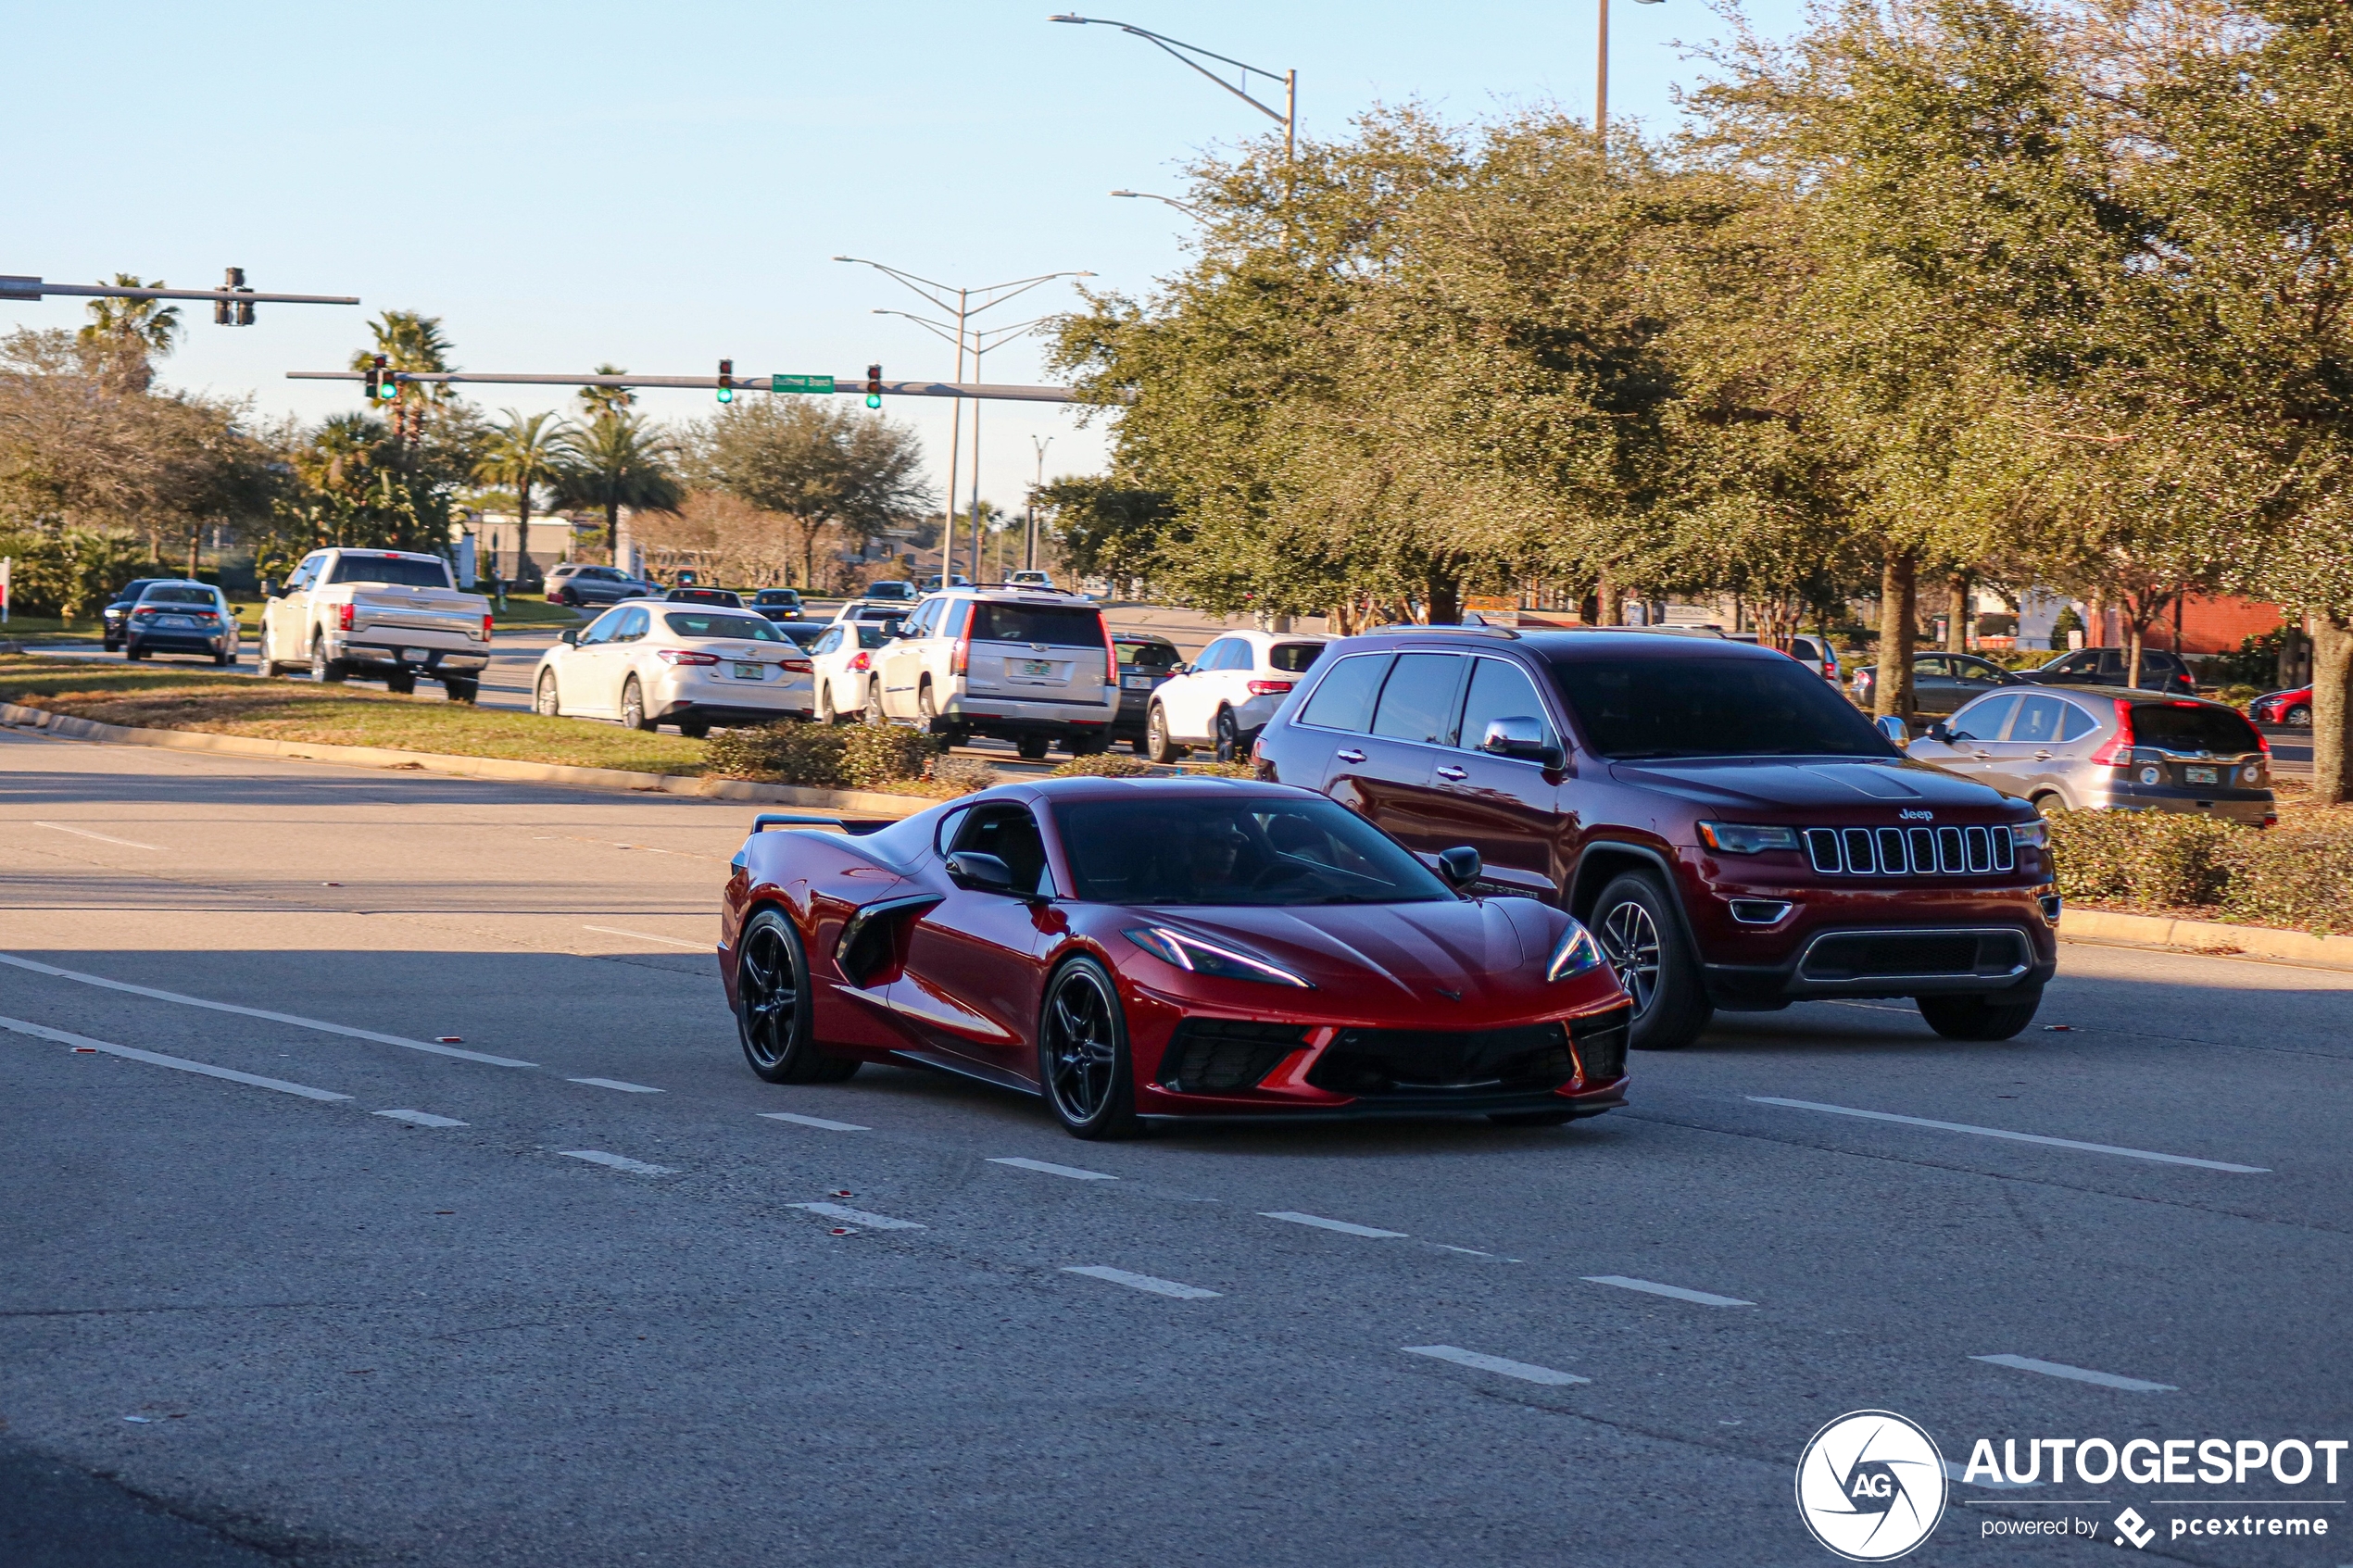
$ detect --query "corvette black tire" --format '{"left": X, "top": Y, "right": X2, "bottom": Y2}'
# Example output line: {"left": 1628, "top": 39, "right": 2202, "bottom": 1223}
{"left": 1916, "top": 988, "right": 2043, "bottom": 1042}
{"left": 736, "top": 909, "right": 859, "bottom": 1084}
{"left": 1592, "top": 872, "right": 1713, "bottom": 1050}
{"left": 1038, "top": 956, "right": 1140, "bottom": 1140}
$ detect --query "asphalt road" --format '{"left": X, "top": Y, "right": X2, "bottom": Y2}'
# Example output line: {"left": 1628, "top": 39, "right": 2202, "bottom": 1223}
{"left": 5, "top": 729, "right": 2351, "bottom": 1566}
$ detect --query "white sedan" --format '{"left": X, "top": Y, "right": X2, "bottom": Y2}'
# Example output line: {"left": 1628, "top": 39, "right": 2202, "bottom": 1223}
{"left": 806, "top": 619, "right": 900, "bottom": 722}
{"left": 532, "top": 602, "right": 814, "bottom": 736}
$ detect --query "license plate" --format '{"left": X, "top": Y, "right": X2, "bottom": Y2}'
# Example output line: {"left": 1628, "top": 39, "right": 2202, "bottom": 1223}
{"left": 1123, "top": 674, "right": 1153, "bottom": 689}
{"left": 2185, "top": 765, "right": 2219, "bottom": 784}
{"left": 733, "top": 662, "right": 765, "bottom": 680}
{"left": 160, "top": 615, "right": 195, "bottom": 628}
{"left": 402, "top": 647, "right": 429, "bottom": 663}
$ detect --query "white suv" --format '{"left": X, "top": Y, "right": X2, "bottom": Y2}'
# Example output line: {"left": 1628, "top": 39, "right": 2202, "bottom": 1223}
{"left": 1146, "top": 629, "right": 1329, "bottom": 761}
{"left": 867, "top": 587, "right": 1117, "bottom": 759}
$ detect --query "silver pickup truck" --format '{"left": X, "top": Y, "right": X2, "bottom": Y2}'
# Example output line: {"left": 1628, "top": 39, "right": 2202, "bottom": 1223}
{"left": 255, "top": 548, "right": 494, "bottom": 701}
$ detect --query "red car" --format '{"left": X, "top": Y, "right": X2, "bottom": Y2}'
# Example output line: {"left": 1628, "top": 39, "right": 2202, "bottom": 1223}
{"left": 718, "top": 779, "right": 1632, "bottom": 1139}
{"left": 2249, "top": 687, "right": 2312, "bottom": 726}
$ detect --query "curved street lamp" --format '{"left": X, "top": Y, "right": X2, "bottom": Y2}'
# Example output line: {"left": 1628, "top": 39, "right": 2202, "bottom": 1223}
{"left": 1051, "top": 14, "right": 1295, "bottom": 161}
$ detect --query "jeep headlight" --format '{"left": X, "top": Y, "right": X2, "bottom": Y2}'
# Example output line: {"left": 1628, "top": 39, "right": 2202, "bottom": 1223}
{"left": 1697, "top": 822, "right": 1800, "bottom": 854}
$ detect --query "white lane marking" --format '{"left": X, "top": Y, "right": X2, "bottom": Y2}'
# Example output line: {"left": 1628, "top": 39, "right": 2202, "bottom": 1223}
{"left": 1747, "top": 1097, "right": 2269, "bottom": 1173}
{"left": 560, "top": 1149, "right": 676, "bottom": 1176}
{"left": 1581, "top": 1274, "right": 1755, "bottom": 1308}
{"left": 1402, "top": 1345, "right": 1590, "bottom": 1386}
{"left": 33, "top": 821, "right": 161, "bottom": 851}
{"left": 374, "top": 1110, "right": 466, "bottom": 1128}
{"left": 989, "top": 1157, "right": 1116, "bottom": 1181}
{"left": 1971, "top": 1354, "right": 2177, "bottom": 1393}
{"left": 1261, "top": 1210, "right": 1407, "bottom": 1239}
{"left": 582, "top": 925, "right": 708, "bottom": 950}
{"left": 1062, "top": 1265, "right": 1221, "bottom": 1299}
{"left": 0, "top": 953, "right": 535, "bottom": 1068}
{"left": 567, "top": 1077, "right": 663, "bottom": 1094}
{"left": 791, "top": 1202, "right": 924, "bottom": 1230}
{"left": 1439, "top": 1245, "right": 1495, "bottom": 1257}
{"left": 759, "top": 1111, "right": 870, "bottom": 1132}
{"left": 2, "top": 1014, "right": 351, "bottom": 1102}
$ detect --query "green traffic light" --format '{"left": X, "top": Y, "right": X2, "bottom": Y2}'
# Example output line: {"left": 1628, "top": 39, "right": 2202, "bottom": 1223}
{"left": 865, "top": 393, "right": 881, "bottom": 409}
{"left": 717, "top": 387, "right": 734, "bottom": 404}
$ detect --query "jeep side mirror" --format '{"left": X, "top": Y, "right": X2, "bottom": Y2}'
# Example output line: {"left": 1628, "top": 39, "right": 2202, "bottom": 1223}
{"left": 1874, "top": 714, "right": 1912, "bottom": 747}
{"left": 1927, "top": 721, "right": 1953, "bottom": 744}
{"left": 945, "top": 850, "right": 1016, "bottom": 894}
{"left": 1436, "top": 846, "right": 1481, "bottom": 892}
{"left": 1479, "top": 716, "right": 1563, "bottom": 768}
{"left": 559, "top": 628, "right": 580, "bottom": 646}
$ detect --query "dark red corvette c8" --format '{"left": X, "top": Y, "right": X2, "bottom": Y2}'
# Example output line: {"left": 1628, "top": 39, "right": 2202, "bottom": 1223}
{"left": 718, "top": 777, "right": 1631, "bottom": 1138}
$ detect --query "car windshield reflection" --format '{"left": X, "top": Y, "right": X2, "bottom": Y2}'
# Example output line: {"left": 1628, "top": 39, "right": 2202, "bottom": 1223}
{"left": 1051, "top": 797, "right": 1452, "bottom": 907}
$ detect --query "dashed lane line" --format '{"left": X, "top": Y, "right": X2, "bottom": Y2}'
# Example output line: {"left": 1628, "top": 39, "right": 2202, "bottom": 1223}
{"left": 1581, "top": 1274, "right": 1755, "bottom": 1308}
{"left": 989, "top": 1157, "right": 1116, "bottom": 1181}
{"left": 568, "top": 1077, "right": 663, "bottom": 1094}
{"left": 581, "top": 926, "right": 710, "bottom": 951}
{"left": 374, "top": 1110, "right": 467, "bottom": 1127}
{"left": 791, "top": 1202, "right": 925, "bottom": 1231}
{"left": 1261, "top": 1210, "right": 1407, "bottom": 1239}
{"left": 1747, "top": 1097, "right": 2270, "bottom": 1173}
{"left": 0, "top": 953, "right": 535, "bottom": 1068}
{"left": 3, "top": 1014, "right": 351, "bottom": 1103}
{"left": 759, "top": 1111, "right": 870, "bottom": 1132}
{"left": 1401, "top": 1346, "right": 1590, "bottom": 1386}
{"left": 559, "top": 1149, "right": 677, "bottom": 1176}
{"left": 1971, "top": 1354, "right": 2178, "bottom": 1393}
{"left": 1061, "top": 1265, "right": 1222, "bottom": 1300}
{"left": 32, "top": 821, "right": 162, "bottom": 851}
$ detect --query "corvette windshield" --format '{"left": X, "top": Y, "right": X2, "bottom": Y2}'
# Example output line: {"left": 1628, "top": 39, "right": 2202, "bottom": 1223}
{"left": 1052, "top": 797, "right": 1452, "bottom": 907}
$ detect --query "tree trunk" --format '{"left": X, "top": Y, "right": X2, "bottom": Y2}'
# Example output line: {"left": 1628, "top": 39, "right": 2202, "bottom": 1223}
{"left": 1945, "top": 572, "right": 1969, "bottom": 654}
{"left": 2314, "top": 615, "right": 2353, "bottom": 805}
{"left": 1875, "top": 551, "right": 1917, "bottom": 720}
{"left": 1426, "top": 571, "right": 1461, "bottom": 629}
{"left": 606, "top": 500, "right": 621, "bottom": 566}
{"left": 2126, "top": 619, "right": 2145, "bottom": 692}
{"left": 515, "top": 488, "right": 532, "bottom": 584}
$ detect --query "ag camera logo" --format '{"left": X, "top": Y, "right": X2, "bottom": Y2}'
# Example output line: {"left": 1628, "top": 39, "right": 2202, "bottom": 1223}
{"left": 1796, "top": 1410, "right": 1948, "bottom": 1561}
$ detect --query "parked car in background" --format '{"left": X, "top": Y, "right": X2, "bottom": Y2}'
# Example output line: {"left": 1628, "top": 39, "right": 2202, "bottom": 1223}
{"left": 1906, "top": 686, "right": 2274, "bottom": 826}
{"left": 100, "top": 578, "right": 170, "bottom": 651}
{"left": 921, "top": 574, "right": 975, "bottom": 593}
{"left": 1111, "top": 633, "right": 1184, "bottom": 754}
{"left": 863, "top": 580, "right": 918, "bottom": 603}
{"left": 749, "top": 588, "right": 804, "bottom": 619}
{"left": 867, "top": 585, "right": 1117, "bottom": 759}
{"left": 532, "top": 602, "right": 814, "bottom": 736}
{"left": 2249, "top": 686, "right": 2312, "bottom": 727}
{"left": 1146, "top": 630, "right": 1330, "bottom": 762}
{"left": 761, "top": 619, "right": 834, "bottom": 653}
{"left": 1008, "top": 570, "right": 1055, "bottom": 590}
{"left": 808, "top": 620, "right": 900, "bottom": 722}
{"left": 830, "top": 598, "right": 915, "bottom": 628}
{"left": 256, "top": 548, "right": 491, "bottom": 702}
{"left": 1848, "top": 652, "right": 2020, "bottom": 716}
{"left": 545, "top": 563, "right": 655, "bottom": 608}
{"left": 1726, "top": 632, "right": 1840, "bottom": 684}
{"left": 665, "top": 587, "right": 744, "bottom": 608}
{"left": 2015, "top": 646, "right": 2196, "bottom": 696}
{"left": 122, "top": 582, "right": 238, "bottom": 665}
{"left": 1253, "top": 627, "right": 2058, "bottom": 1048}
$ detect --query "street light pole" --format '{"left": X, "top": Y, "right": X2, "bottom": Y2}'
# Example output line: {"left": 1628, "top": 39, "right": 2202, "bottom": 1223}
{"left": 1028, "top": 436, "right": 1051, "bottom": 572}
{"left": 1110, "top": 189, "right": 1204, "bottom": 218}
{"left": 1051, "top": 15, "right": 1295, "bottom": 161}
{"left": 1597, "top": 0, "right": 1665, "bottom": 143}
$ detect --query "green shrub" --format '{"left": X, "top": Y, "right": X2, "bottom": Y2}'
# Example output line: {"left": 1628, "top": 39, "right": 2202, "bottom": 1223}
{"left": 927, "top": 756, "right": 1001, "bottom": 795}
{"left": 705, "top": 722, "right": 849, "bottom": 787}
{"left": 2045, "top": 807, "right": 2241, "bottom": 909}
{"left": 2218, "top": 825, "right": 2353, "bottom": 935}
{"left": 1180, "top": 759, "right": 1259, "bottom": 778}
{"left": 1050, "top": 753, "right": 1162, "bottom": 778}
{"left": 839, "top": 723, "right": 942, "bottom": 787}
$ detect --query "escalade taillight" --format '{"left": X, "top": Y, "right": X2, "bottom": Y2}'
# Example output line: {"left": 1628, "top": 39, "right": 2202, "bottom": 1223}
{"left": 951, "top": 623, "right": 972, "bottom": 677}
{"left": 482, "top": 612, "right": 495, "bottom": 643}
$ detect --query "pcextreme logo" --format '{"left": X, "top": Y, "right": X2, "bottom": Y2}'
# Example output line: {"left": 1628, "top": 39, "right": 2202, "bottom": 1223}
{"left": 1796, "top": 1410, "right": 1949, "bottom": 1562}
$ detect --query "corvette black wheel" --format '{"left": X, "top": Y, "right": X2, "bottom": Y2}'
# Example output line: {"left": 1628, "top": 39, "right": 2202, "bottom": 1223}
{"left": 1038, "top": 956, "right": 1139, "bottom": 1140}
{"left": 736, "top": 909, "right": 858, "bottom": 1084}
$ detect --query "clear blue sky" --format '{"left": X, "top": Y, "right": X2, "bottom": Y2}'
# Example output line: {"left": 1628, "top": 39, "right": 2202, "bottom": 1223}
{"left": 3, "top": 0, "right": 1800, "bottom": 517}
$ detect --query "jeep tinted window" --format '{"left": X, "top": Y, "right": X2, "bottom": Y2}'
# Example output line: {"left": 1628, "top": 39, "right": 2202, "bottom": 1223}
{"left": 1297, "top": 654, "right": 1390, "bottom": 732}
{"left": 1370, "top": 654, "right": 1465, "bottom": 745}
{"left": 1457, "top": 658, "right": 1557, "bottom": 753}
{"left": 1549, "top": 656, "right": 1892, "bottom": 759}
{"left": 971, "top": 603, "right": 1102, "bottom": 647}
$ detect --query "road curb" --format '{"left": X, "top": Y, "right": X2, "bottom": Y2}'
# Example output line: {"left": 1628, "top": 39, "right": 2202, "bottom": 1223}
{"left": 0, "top": 700, "right": 929, "bottom": 819}
{"left": 2059, "top": 906, "right": 2353, "bottom": 971}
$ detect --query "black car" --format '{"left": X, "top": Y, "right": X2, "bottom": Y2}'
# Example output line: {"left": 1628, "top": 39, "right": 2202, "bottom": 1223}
{"left": 100, "top": 578, "right": 170, "bottom": 651}
{"left": 1111, "top": 633, "right": 1183, "bottom": 753}
{"left": 864, "top": 580, "right": 918, "bottom": 603}
{"left": 2017, "top": 646, "right": 2196, "bottom": 697}
{"left": 749, "top": 588, "right": 805, "bottom": 617}
{"left": 761, "top": 618, "right": 834, "bottom": 650}
{"left": 664, "top": 587, "right": 744, "bottom": 608}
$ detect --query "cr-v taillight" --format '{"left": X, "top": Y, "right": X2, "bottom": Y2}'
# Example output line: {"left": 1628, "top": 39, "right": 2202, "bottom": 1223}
{"left": 2086, "top": 699, "right": 2136, "bottom": 767}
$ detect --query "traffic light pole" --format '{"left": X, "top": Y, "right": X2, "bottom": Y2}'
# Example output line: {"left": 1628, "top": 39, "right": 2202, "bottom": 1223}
{"left": 3, "top": 271, "right": 359, "bottom": 319}
{"left": 285, "top": 370, "right": 1076, "bottom": 402}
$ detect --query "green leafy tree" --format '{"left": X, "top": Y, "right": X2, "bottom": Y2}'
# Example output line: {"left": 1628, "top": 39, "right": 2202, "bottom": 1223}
{"left": 686, "top": 398, "right": 931, "bottom": 588}
{"left": 77, "top": 275, "right": 181, "bottom": 393}
{"left": 579, "top": 365, "right": 635, "bottom": 419}
{"left": 473, "top": 409, "right": 573, "bottom": 565}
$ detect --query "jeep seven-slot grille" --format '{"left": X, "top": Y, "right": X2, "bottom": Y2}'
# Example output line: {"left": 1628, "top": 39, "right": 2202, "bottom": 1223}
{"left": 1803, "top": 823, "right": 2013, "bottom": 876}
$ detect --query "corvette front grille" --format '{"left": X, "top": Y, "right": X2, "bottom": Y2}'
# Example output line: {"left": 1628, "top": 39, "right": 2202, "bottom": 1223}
{"left": 1157, "top": 1019, "right": 1308, "bottom": 1094}
{"left": 1307, "top": 1022, "right": 1576, "bottom": 1098}
{"left": 1803, "top": 823, "right": 2013, "bottom": 876}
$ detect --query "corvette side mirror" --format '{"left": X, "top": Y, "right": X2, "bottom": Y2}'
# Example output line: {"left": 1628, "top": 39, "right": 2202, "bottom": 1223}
{"left": 945, "top": 850, "right": 1016, "bottom": 894}
{"left": 559, "top": 628, "right": 580, "bottom": 646}
{"left": 1435, "top": 846, "right": 1481, "bottom": 892}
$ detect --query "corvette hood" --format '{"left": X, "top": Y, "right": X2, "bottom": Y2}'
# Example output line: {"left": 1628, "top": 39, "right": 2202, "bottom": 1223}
{"left": 1605, "top": 757, "right": 2011, "bottom": 815}
{"left": 1130, "top": 898, "right": 1547, "bottom": 1009}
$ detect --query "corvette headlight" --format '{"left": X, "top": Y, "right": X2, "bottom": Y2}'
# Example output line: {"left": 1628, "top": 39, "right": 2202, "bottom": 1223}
{"left": 1124, "top": 926, "right": 1314, "bottom": 988}
{"left": 1548, "top": 921, "right": 1606, "bottom": 982}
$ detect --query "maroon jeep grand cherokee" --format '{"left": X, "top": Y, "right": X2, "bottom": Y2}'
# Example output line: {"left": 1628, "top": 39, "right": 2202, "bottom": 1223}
{"left": 1253, "top": 628, "right": 2058, "bottom": 1049}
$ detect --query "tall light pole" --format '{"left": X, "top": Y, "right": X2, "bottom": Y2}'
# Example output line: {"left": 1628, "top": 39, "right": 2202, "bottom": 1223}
{"left": 1051, "top": 15, "right": 1295, "bottom": 162}
{"left": 1027, "top": 435, "right": 1052, "bottom": 572}
{"left": 1596, "top": 0, "right": 1666, "bottom": 141}
{"left": 836, "top": 259, "right": 1089, "bottom": 586}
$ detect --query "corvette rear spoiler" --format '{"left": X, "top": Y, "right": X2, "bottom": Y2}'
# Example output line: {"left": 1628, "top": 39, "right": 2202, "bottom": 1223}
{"left": 750, "top": 811, "right": 892, "bottom": 836}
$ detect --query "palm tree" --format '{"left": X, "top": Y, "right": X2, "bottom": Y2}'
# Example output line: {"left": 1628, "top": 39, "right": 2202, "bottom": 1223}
{"left": 474, "top": 410, "right": 572, "bottom": 579}
{"left": 79, "top": 275, "right": 182, "bottom": 392}
{"left": 579, "top": 364, "right": 636, "bottom": 419}
{"left": 349, "top": 310, "right": 458, "bottom": 445}
{"left": 554, "top": 409, "right": 684, "bottom": 561}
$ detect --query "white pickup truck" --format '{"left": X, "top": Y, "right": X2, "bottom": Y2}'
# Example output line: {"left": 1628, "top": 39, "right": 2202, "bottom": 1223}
{"left": 255, "top": 547, "right": 494, "bottom": 702}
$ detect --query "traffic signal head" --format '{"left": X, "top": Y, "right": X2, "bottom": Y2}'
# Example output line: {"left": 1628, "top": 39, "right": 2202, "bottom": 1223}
{"left": 717, "top": 358, "right": 734, "bottom": 404}
{"left": 215, "top": 266, "right": 239, "bottom": 325}
{"left": 866, "top": 363, "right": 883, "bottom": 409}
{"left": 371, "top": 354, "right": 397, "bottom": 401}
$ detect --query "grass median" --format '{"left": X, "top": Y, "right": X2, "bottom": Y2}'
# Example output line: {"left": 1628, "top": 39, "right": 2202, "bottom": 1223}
{"left": 0, "top": 651, "right": 709, "bottom": 775}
